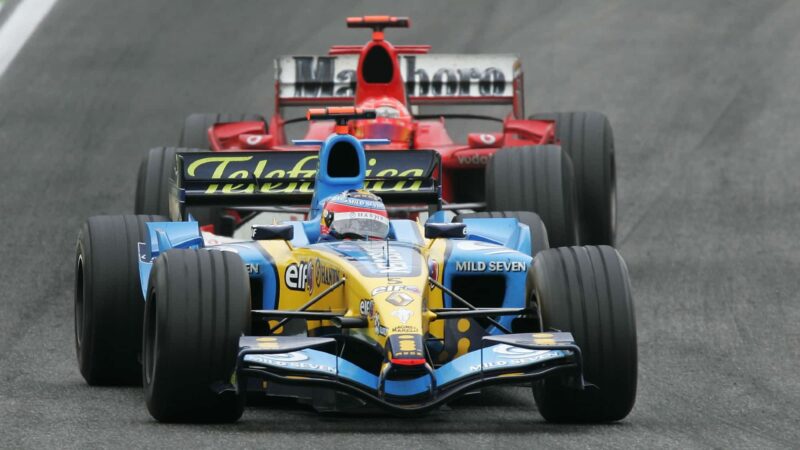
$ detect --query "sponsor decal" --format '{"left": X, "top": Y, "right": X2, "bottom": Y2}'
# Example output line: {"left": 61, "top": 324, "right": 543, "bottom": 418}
{"left": 371, "top": 285, "right": 420, "bottom": 297}
{"left": 467, "top": 345, "right": 564, "bottom": 372}
{"left": 391, "top": 325, "right": 419, "bottom": 334}
{"left": 259, "top": 352, "right": 308, "bottom": 362}
{"left": 284, "top": 261, "right": 309, "bottom": 291}
{"left": 186, "top": 154, "right": 317, "bottom": 194}
{"left": 182, "top": 152, "right": 431, "bottom": 195}
{"left": 402, "top": 55, "right": 510, "bottom": 97}
{"left": 386, "top": 292, "right": 415, "bottom": 307}
{"left": 290, "top": 56, "right": 344, "bottom": 97}
{"left": 359, "top": 299, "right": 374, "bottom": 317}
{"left": 492, "top": 345, "right": 548, "bottom": 359}
{"left": 456, "top": 240, "right": 515, "bottom": 255}
{"left": 244, "top": 352, "right": 336, "bottom": 374}
{"left": 455, "top": 261, "right": 526, "bottom": 272}
{"left": 372, "top": 312, "right": 388, "bottom": 336}
{"left": 456, "top": 153, "right": 491, "bottom": 165}
{"left": 479, "top": 133, "right": 496, "bottom": 145}
{"left": 280, "top": 54, "right": 517, "bottom": 98}
{"left": 333, "top": 211, "right": 390, "bottom": 226}
{"left": 391, "top": 308, "right": 414, "bottom": 324}
{"left": 347, "top": 189, "right": 380, "bottom": 201}
{"left": 312, "top": 258, "right": 341, "bottom": 289}
{"left": 245, "top": 263, "right": 260, "bottom": 274}
{"left": 246, "top": 135, "right": 263, "bottom": 146}
{"left": 328, "top": 193, "right": 385, "bottom": 210}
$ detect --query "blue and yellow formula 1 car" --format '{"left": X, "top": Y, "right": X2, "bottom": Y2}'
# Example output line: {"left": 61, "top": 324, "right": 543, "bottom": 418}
{"left": 74, "top": 107, "right": 637, "bottom": 423}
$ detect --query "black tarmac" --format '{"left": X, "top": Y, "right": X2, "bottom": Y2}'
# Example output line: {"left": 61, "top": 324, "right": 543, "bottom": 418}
{"left": 1, "top": 1, "right": 798, "bottom": 448}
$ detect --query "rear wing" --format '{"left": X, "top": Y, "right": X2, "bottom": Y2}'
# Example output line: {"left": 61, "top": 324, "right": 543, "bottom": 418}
{"left": 171, "top": 150, "right": 441, "bottom": 212}
{"left": 275, "top": 54, "right": 524, "bottom": 116}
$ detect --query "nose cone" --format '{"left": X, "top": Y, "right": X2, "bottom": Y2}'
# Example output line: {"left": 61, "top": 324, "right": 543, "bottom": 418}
{"left": 372, "top": 287, "right": 424, "bottom": 336}
{"left": 370, "top": 284, "right": 427, "bottom": 365}
{"left": 387, "top": 333, "right": 426, "bottom": 366}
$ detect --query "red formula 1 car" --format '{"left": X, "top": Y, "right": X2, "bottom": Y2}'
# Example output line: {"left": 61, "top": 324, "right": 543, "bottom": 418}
{"left": 135, "top": 16, "right": 616, "bottom": 247}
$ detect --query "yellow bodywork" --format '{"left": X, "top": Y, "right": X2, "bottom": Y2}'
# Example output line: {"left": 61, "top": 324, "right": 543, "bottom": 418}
{"left": 258, "top": 222, "right": 447, "bottom": 353}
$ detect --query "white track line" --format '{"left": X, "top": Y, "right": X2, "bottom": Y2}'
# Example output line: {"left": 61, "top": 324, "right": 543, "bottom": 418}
{"left": 0, "top": 0, "right": 58, "bottom": 79}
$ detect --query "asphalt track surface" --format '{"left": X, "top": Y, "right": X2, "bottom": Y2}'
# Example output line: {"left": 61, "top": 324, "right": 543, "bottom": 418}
{"left": 1, "top": 0, "right": 799, "bottom": 448}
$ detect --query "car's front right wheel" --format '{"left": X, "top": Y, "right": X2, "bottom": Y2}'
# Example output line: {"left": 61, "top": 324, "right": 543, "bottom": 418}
{"left": 531, "top": 245, "right": 637, "bottom": 422}
{"left": 484, "top": 145, "right": 580, "bottom": 248}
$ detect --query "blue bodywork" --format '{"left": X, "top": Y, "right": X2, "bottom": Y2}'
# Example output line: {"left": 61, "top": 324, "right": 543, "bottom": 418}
{"left": 136, "top": 127, "right": 581, "bottom": 412}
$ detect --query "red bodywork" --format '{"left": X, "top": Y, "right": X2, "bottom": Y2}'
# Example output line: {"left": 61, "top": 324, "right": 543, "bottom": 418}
{"left": 205, "top": 16, "right": 556, "bottom": 204}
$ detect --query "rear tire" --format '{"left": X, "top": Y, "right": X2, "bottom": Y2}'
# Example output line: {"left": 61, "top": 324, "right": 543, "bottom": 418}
{"left": 531, "top": 246, "right": 637, "bottom": 422}
{"left": 75, "top": 214, "right": 167, "bottom": 385}
{"left": 136, "top": 113, "right": 264, "bottom": 230}
{"left": 134, "top": 147, "right": 224, "bottom": 231}
{"left": 135, "top": 147, "right": 182, "bottom": 218}
{"left": 143, "top": 249, "right": 250, "bottom": 423}
{"left": 455, "top": 211, "right": 549, "bottom": 256}
{"left": 530, "top": 112, "right": 616, "bottom": 245}
{"left": 179, "top": 113, "right": 267, "bottom": 149}
{"left": 485, "top": 146, "right": 579, "bottom": 247}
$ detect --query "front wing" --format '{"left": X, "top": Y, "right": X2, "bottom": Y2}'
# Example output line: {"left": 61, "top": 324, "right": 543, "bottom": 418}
{"left": 235, "top": 332, "right": 585, "bottom": 414}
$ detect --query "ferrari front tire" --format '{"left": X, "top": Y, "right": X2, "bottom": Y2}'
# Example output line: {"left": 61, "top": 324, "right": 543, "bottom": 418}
{"left": 143, "top": 249, "right": 250, "bottom": 423}
{"left": 75, "top": 214, "right": 167, "bottom": 385}
{"left": 485, "top": 145, "right": 580, "bottom": 247}
{"left": 134, "top": 146, "right": 229, "bottom": 232}
{"left": 531, "top": 246, "right": 637, "bottom": 422}
{"left": 530, "top": 112, "right": 616, "bottom": 245}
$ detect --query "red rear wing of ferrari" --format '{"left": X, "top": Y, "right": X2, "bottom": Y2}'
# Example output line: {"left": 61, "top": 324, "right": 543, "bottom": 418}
{"left": 274, "top": 53, "right": 524, "bottom": 117}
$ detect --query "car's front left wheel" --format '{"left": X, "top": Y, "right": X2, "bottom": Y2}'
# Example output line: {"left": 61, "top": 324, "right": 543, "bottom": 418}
{"left": 143, "top": 249, "right": 250, "bottom": 423}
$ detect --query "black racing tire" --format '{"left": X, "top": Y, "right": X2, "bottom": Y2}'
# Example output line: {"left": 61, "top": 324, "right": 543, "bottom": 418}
{"left": 75, "top": 214, "right": 167, "bottom": 385}
{"left": 530, "top": 112, "right": 616, "bottom": 246}
{"left": 455, "top": 211, "right": 550, "bottom": 256}
{"left": 179, "top": 113, "right": 267, "bottom": 149}
{"left": 143, "top": 249, "right": 251, "bottom": 423}
{"left": 134, "top": 147, "right": 224, "bottom": 231}
{"left": 485, "top": 146, "right": 579, "bottom": 248}
{"left": 531, "top": 246, "right": 637, "bottom": 422}
{"left": 135, "top": 146, "right": 202, "bottom": 218}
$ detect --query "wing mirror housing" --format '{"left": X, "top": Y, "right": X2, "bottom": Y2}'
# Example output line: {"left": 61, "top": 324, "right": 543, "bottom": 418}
{"left": 424, "top": 222, "right": 466, "bottom": 239}
{"left": 252, "top": 224, "right": 294, "bottom": 241}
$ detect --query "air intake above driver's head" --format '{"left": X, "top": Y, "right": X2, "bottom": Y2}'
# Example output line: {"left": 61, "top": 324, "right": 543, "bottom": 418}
{"left": 327, "top": 141, "right": 360, "bottom": 178}
{"left": 362, "top": 46, "right": 393, "bottom": 83}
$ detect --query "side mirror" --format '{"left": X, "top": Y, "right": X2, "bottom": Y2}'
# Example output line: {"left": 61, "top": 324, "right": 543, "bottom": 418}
{"left": 425, "top": 222, "right": 467, "bottom": 239}
{"left": 252, "top": 224, "right": 294, "bottom": 241}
